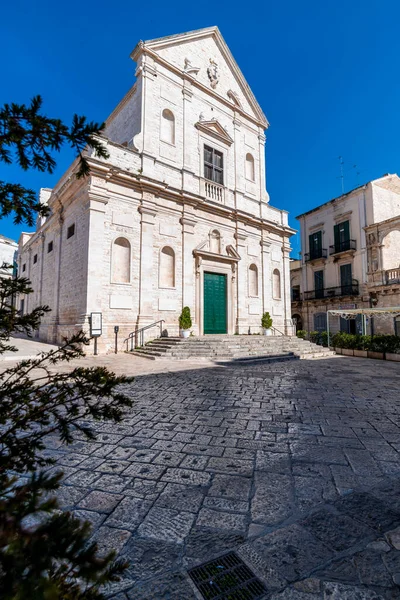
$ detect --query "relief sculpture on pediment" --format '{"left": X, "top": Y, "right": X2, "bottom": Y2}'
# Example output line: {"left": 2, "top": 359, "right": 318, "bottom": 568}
{"left": 207, "top": 58, "right": 219, "bottom": 89}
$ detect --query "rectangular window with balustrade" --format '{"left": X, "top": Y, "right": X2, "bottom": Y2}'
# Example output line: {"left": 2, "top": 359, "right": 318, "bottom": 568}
{"left": 204, "top": 145, "right": 223, "bottom": 185}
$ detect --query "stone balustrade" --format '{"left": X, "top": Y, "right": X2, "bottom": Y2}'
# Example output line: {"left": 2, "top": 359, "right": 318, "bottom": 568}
{"left": 201, "top": 178, "right": 225, "bottom": 203}
{"left": 386, "top": 268, "right": 400, "bottom": 284}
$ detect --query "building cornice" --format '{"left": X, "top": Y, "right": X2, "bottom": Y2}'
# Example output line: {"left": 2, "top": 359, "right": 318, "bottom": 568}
{"left": 87, "top": 156, "right": 295, "bottom": 238}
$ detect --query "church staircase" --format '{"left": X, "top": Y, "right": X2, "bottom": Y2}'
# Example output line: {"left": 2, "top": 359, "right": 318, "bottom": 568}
{"left": 128, "top": 335, "right": 334, "bottom": 362}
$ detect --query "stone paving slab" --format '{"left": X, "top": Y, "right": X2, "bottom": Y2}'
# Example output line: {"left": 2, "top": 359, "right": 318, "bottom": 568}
{"left": 37, "top": 354, "right": 400, "bottom": 598}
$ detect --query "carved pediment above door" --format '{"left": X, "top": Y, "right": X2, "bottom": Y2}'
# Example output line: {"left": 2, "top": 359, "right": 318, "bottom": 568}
{"left": 193, "top": 239, "right": 241, "bottom": 263}
{"left": 195, "top": 119, "right": 234, "bottom": 146}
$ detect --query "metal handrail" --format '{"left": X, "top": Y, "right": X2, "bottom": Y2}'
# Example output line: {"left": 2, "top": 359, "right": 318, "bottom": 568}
{"left": 271, "top": 326, "right": 285, "bottom": 336}
{"left": 329, "top": 239, "right": 357, "bottom": 255}
{"left": 304, "top": 279, "right": 359, "bottom": 300}
{"left": 125, "top": 320, "right": 165, "bottom": 351}
{"left": 304, "top": 249, "right": 328, "bottom": 262}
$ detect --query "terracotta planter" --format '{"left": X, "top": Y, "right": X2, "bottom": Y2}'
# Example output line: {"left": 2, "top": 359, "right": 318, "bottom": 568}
{"left": 342, "top": 349, "right": 354, "bottom": 356}
{"left": 367, "top": 351, "right": 384, "bottom": 360}
{"left": 335, "top": 347, "right": 342, "bottom": 355}
{"left": 354, "top": 350, "right": 368, "bottom": 358}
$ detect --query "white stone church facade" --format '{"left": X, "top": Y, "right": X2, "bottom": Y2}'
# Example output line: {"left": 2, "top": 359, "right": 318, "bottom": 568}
{"left": 18, "top": 27, "right": 295, "bottom": 352}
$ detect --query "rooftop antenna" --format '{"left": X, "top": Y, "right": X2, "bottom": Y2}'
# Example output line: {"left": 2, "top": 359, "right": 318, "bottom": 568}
{"left": 338, "top": 156, "right": 345, "bottom": 194}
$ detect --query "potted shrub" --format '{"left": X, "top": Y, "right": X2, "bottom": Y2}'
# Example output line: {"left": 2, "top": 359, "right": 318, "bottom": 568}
{"left": 179, "top": 306, "right": 192, "bottom": 338}
{"left": 261, "top": 312, "right": 273, "bottom": 336}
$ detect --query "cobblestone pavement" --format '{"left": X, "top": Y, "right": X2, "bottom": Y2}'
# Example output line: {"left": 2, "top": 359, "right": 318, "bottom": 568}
{"left": 42, "top": 355, "right": 400, "bottom": 599}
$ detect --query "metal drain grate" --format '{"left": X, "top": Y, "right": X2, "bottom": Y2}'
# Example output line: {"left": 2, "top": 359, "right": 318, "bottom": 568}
{"left": 188, "top": 551, "right": 266, "bottom": 599}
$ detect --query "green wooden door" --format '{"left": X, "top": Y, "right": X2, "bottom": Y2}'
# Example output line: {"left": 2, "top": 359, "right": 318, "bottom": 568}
{"left": 204, "top": 272, "right": 227, "bottom": 334}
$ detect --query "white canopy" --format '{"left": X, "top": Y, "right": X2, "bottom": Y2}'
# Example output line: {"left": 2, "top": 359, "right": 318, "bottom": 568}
{"left": 328, "top": 307, "right": 400, "bottom": 318}
{"left": 327, "top": 306, "right": 400, "bottom": 343}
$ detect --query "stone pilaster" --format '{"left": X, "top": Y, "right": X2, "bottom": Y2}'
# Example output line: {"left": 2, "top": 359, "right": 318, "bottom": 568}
{"left": 233, "top": 117, "right": 243, "bottom": 211}
{"left": 235, "top": 230, "right": 247, "bottom": 333}
{"left": 261, "top": 238, "right": 271, "bottom": 313}
{"left": 182, "top": 80, "right": 194, "bottom": 190}
{"left": 282, "top": 241, "right": 292, "bottom": 334}
{"left": 258, "top": 130, "right": 266, "bottom": 215}
{"left": 25, "top": 248, "right": 32, "bottom": 313}
{"left": 84, "top": 191, "right": 109, "bottom": 350}
{"left": 180, "top": 215, "right": 197, "bottom": 321}
{"left": 137, "top": 202, "right": 157, "bottom": 327}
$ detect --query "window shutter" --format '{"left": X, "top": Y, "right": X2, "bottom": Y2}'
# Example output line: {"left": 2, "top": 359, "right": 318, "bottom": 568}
{"left": 314, "top": 270, "right": 324, "bottom": 289}
{"left": 334, "top": 224, "right": 340, "bottom": 250}
{"left": 340, "top": 263, "right": 352, "bottom": 285}
{"left": 343, "top": 220, "right": 350, "bottom": 241}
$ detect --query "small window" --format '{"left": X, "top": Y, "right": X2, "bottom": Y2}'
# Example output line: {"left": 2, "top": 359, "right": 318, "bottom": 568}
{"left": 249, "top": 264, "right": 258, "bottom": 296}
{"left": 314, "top": 312, "right": 327, "bottom": 332}
{"left": 22, "top": 263, "right": 26, "bottom": 272}
{"left": 204, "top": 145, "right": 223, "bottom": 185}
{"left": 48, "top": 241, "right": 53, "bottom": 253}
{"left": 161, "top": 109, "right": 175, "bottom": 145}
{"left": 67, "top": 224, "right": 75, "bottom": 239}
{"left": 245, "top": 153, "right": 255, "bottom": 181}
{"left": 33, "top": 254, "right": 38, "bottom": 264}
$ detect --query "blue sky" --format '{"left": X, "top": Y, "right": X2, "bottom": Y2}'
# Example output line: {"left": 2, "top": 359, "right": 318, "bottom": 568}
{"left": 1, "top": 0, "right": 399, "bottom": 256}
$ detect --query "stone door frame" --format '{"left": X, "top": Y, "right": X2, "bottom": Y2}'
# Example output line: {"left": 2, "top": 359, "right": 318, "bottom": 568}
{"left": 194, "top": 253, "right": 237, "bottom": 335}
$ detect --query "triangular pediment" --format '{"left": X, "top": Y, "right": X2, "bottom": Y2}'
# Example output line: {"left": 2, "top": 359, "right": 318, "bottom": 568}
{"left": 195, "top": 119, "right": 234, "bottom": 146}
{"left": 194, "top": 238, "right": 241, "bottom": 261}
{"left": 226, "top": 245, "right": 241, "bottom": 259}
{"left": 131, "top": 27, "right": 268, "bottom": 128}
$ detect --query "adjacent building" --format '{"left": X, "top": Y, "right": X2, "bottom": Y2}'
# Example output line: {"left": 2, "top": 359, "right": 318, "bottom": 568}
{"left": 291, "top": 174, "right": 400, "bottom": 335}
{"left": 17, "top": 27, "right": 295, "bottom": 352}
{"left": 0, "top": 234, "right": 18, "bottom": 280}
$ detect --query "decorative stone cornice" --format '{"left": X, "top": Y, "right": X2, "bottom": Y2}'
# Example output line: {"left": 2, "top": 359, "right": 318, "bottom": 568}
{"left": 86, "top": 156, "right": 296, "bottom": 239}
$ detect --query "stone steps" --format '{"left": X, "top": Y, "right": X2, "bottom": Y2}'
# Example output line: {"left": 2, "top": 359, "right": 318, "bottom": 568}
{"left": 128, "top": 335, "right": 334, "bottom": 361}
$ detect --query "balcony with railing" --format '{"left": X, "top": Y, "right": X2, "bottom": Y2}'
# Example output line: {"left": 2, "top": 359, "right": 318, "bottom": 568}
{"left": 329, "top": 239, "right": 357, "bottom": 255}
{"left": 304, "top": 280, "right": 359, "bottom": 301}
{"left": 304, "top": 248, "right": 328, "bottom": 262}
{"left": 200, "top": 178, "right": 225, "bottom": 203}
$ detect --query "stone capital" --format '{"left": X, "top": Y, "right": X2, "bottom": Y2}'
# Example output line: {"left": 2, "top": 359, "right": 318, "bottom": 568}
{"left": 139, "top": 205, "right": 157, "bottom": 224}
{"left": 182, "top": 81, "right": 193, "bottom": 99}
{"left": 261, "top": 239, "right": 271, "bottom": 252}
{"left": 258, "top": 132, "right": 266, "bottom": 144}
{"left": 234, "top": 231, "right": 247, "bottom": 247}
{"left": 180, "top": 216, "right": 197, "bottom": 233}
